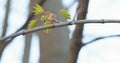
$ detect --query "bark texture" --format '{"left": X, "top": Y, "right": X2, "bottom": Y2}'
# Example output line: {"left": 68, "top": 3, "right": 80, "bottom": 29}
{"left": 67, "top": 0, "right": 89, "bottom": 63}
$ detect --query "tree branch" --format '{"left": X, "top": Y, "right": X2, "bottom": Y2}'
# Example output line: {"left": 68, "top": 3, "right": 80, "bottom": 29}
{"left": 83, "top": 34, "right": 120, "bottom": 46}
{"left": 0, "top": 19, "right": 120, "bottom": 42}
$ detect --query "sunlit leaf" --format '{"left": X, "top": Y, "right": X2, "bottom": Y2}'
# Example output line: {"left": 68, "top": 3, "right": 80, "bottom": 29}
{"left": 33, "top": 4, "right": 44, "bottom": 15}
{"left": 28, "top": 20, "right": 37, "bottom": 29}
{"left": 60, "top": 9, "right": 71, "bottom": 19}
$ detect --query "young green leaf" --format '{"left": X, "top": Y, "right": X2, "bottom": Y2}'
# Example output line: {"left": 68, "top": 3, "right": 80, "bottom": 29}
{"left": 40, "top": 11, "right": 56, "bottom": 23}
{"left": 44, "top": 28, "right": 51, "bottom": 33}
{"left": 44, "top": 21, "right": 52, "bottom": 33}
{"left": 28, "top": 20, "right": 37, "bottom": 29}
{"left": 60, "top": 9, "right": 71, "bottom": 19}
{"left": 41, "top": 15, "right": 47, "bottom": 22}
{"left": 33, "top": 4, "right": 44, "bottom": 15}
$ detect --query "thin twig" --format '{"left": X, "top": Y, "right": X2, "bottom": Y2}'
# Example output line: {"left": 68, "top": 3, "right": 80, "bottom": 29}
{"left": 0, "top": 19, "right": 120, "bottom": 42}
{"left": 83, "top": 34, "right": 120, "bottom": 46}
{"left": 1, "top": 0, "right": 10, "bottom": 37}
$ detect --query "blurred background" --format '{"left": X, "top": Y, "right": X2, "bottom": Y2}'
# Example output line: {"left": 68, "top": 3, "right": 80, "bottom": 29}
{"left": 0, "top": 0, "right": 120, "bottom": 63}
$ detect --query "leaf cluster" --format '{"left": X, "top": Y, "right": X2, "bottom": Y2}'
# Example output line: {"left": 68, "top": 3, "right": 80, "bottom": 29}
{"left": 28, "top": 3, "right": 71, "bottom": 33}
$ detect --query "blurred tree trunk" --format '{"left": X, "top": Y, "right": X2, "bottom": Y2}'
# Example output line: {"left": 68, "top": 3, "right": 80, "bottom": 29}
{"left": 23, "top": 34, "right": 32, "bottom": 63}
{"left": 36, "top": 0, "right": 70, "bottom": 63}
{"left": 25, "top": 0, "right": 70, "bottom": 63}
{"left": 67, "top": 0, "right": 89, "bottom": 63}
{"left": 0, "top": 0, "right": 11, "bottom": 59}
{"left": 22, "top": 0, "right": 34, "bottom": 63}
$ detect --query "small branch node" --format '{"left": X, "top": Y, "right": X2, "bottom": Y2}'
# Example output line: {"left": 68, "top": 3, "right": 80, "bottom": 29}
{"left": 52, "top": 23, "right": 56, "bottom": 28}
{"left": 21, "top": 30, "right": 26, "bottom": 35}
{"left": 101, "top": 19, "right": 104, "bottom": 24}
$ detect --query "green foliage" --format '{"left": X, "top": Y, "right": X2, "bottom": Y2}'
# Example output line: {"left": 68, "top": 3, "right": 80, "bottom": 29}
{"left": 28, "top": 20, "right": 37, "bottom": 29}
{"left": 28, "top": 4, "right": 71, "bottom": 33}
{"left": 40, "top": 11, "right": 56, "bottom": 32}
{"left": 41, "top": 11, "right": 56, "bottom": 23}
{"left": 44, "top": 21, "right": 52, "bottom": 33}
{"left": 33, "top": 4, "right": 44, "bottom": 15}
{"left": 60, "top": 9, "right": 71, "bottom": 19}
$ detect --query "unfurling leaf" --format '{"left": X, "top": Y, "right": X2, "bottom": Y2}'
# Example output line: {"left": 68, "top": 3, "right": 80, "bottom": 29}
{"left": 33, "top": 4, "right": 44, "bottom": 15}
{"left": 44, "top": 21, "right": 52, "bottom": 33}
{"left": 28, "top": 20, "right": 37, "bottom": 29}
{"left": 60, "top": 9, "right": 71, "bottom": 19}
{"left": 40, "top": 12, "right": 56, "bottom": 33}
{"left": 40, "top": 11, "right": 56, "bottom": 23}
{"left": 40, "top": 15, "right": 47, "bottom": 22}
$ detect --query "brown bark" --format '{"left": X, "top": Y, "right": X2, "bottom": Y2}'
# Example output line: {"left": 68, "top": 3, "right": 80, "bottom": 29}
{"left": 0, "top": 42, "right": 8, "bottom": 59}
{"left": 67, "top": 0, "right": 89, "bottom": 63}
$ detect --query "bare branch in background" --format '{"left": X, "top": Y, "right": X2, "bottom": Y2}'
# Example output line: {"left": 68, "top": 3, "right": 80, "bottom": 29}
{"left": 1, "top": 0, "right": 10, "bottom": 37}
{"left": 0, "top": 0, "right": 11, "bottom": 59}
{"left": 23, "top": 34, "right": 32, "bottom": 63}
{"left": 0, "top": 19, "right": 120, "bottom": 42}
{"left": 67, "top": 0, "right": 89, "bottom": 63}
{"left": 83, "top": 34, "right": 120, "bottom": 46}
